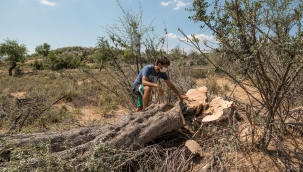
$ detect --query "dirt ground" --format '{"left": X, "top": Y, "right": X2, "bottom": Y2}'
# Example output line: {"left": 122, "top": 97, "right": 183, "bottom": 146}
{"left": 196, "top": 77, "right": 260, "bottom": 103}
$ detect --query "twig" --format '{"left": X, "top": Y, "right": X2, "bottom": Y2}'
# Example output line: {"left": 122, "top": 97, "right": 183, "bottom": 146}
{"left": 195, "top": 156, "right": 213, "bottom": 172}
{"left": 277, "top": 158, "right": 287, "bottom": 170}
{"left": 191, "top": 123, "right": 204, "bottom": 139}
{"left": 234, "top": 111, "right": 238, "bottom": 172}
{"left": 176, "top": 129, "right": 191, "bottom": 139}
{"left": 217, "top": 155, "right": 224, "bottom": 172}
{"left": 37, "top": 95, "right": 69, "bottom": 116}
{"left": 83, "top": 69, "right": 120, "bottom": 96}
{"left": 228, "top": 83, "right": 239, "bottom": 98}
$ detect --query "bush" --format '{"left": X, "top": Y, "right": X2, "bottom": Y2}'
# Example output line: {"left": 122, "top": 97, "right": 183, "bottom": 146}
{"left": 0, "top": 60, "right": 5, "bottom": 66}
{"left": 13, "top": 66, "right": 24, "bottom": 77}
{"left": 49, "top": 56, "right": 84, "bottom": 71}
{"left": 32, "top": 60, "right": 44, "bottom": 70}
{"left": 204, "top": 76, "right": 221, "bottom": 95}
{"left": 191, "top": 68, "right": 207, "bottom": 78}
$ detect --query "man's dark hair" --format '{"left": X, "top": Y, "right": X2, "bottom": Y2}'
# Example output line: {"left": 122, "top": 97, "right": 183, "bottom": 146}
{"left": 156, "top": 56, "right": 170, "bottom": 66}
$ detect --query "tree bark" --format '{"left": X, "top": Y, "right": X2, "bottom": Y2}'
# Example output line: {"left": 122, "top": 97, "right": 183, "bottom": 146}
{"left": 0, "top": 103, "right": 185, "bottom": 165}
{"left": 8, "top": 61, "right": 16, "bottom": 76}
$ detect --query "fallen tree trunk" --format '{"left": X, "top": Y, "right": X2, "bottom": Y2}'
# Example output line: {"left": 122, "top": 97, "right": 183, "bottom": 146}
{"left": 0, "top": 87, "right": 237, "bottom": 169}
{"left": 0, "top": 103, "right": 185, "bottom": 164}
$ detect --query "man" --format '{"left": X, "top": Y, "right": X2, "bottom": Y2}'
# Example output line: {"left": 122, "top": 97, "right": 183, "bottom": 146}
{"left": 132, "top": 56, "right": 188, "bottom": 112}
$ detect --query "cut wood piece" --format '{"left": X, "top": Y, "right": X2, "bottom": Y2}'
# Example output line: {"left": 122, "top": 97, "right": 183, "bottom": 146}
{"left": 202, "top": 97, "right": 233, "bottom": 123}
{"left": 185, "top": 140, "right": 203, "bottom": 157}
{"left": 183, "top": 86, "right": 208, "bottom": 116}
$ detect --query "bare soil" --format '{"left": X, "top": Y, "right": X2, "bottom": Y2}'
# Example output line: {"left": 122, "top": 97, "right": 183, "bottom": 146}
{"left": 196, "top": 77, "right": 261, "bottom": 103}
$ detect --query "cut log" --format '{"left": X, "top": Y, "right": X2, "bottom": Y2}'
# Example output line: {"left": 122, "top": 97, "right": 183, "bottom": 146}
{"left": 202, "top": 97, "right": 234, "bottom": 123}
{"left": 182, "top": 87, "right": 237, "bottom": 126}
{"left": 182, "top": 86, "right": 208, "bottom": 117}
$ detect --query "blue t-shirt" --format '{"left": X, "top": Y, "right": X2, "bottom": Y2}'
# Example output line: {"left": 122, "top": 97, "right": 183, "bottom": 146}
{"left": 133, "top": 65, "right": 169, "bottom": 87}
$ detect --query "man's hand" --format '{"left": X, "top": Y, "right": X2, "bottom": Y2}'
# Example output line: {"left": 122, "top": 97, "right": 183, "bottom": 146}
{"left": 157, "top": 86, "right": 164, "bottom": 96}
{"left": 179, "top": 94, "right": 188, "bottom": 100}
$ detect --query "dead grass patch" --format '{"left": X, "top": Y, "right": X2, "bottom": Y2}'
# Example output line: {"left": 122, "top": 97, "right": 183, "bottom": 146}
{"left": 9, "top": 92, "right": 26, "bottom": 99}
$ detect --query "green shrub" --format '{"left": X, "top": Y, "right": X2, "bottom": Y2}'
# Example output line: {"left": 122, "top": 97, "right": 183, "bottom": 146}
{"left": 13, "top": 66, "right": 23, "bottom": 77}
{"left": 191, "top": 68, "right": 207, "bottom": 78}
{"left": 32, "top": 60, "right": 44, "bottom": 70}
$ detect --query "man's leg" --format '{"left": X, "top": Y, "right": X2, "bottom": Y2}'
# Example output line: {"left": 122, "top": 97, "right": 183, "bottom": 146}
{"left": 135, "top": 84, "right": 144, "bottom": 112}
{"left": 143, "top": 85, "right": 152, "bottom": 109}
{"left": 136, "top": 94, "right": 143, "bottom": 112}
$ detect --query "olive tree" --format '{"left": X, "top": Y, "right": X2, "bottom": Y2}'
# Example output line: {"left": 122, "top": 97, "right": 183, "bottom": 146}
{"left": 35, "top": 43, "right": 51, "bottom": 62}
{"left": 0, "top": 39, "right": 27, "bottom": 76}
{"left": 183, "top": 0, "right": 303, "bottom": 151}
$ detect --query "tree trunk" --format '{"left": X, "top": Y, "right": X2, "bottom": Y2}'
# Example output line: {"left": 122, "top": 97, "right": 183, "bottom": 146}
{"left": 0, "top": 87, "right": 237, "bottom": 168}
{"left": 8, "top": 61, "right": 16, "bottom": 76}
{"left": 0, "top": 103, "right": 185, "bottom": 165}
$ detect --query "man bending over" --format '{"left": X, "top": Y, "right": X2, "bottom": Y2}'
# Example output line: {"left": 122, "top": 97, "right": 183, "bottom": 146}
{"left": 132, "top": 56, "right": 188, "bottom": 112}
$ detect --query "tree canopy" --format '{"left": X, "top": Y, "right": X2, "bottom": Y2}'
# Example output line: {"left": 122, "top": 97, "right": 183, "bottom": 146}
{"left": 35, "top": 43, "right": 51, "bottom": 64}
{"left": 101, "top": 0, "right": 165, "bottom": 73}
{"left": 0, "top": 39, "right": 27, "bottom": 76}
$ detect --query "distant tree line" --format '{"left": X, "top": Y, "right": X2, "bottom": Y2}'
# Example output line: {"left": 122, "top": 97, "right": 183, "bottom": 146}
{"left": 0, "top": 38, "right": 209, "bottom": 76}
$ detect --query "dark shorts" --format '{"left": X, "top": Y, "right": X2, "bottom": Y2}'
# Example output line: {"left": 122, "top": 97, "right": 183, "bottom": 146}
{"left": 132, "top": 84, "right": 144, "bottom": 107}
{"left": 132, "top": 84, "right": 144, "bottom": 97}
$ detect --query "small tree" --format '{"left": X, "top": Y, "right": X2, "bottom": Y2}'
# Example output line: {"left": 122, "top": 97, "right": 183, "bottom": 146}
{"left": 94, "top": 37, "right": 113, "bottom": 69}
{"left": 184, "top": 0, "right": 303, "bottom": 151}
{"left": 35, "top": 43, "right": 51, "bottom": 62}
{"left": 102, "top": 0, "right": 164, "bottom": 74}
{"left": 0, "top": 39, "right": 27, "bottom": 76}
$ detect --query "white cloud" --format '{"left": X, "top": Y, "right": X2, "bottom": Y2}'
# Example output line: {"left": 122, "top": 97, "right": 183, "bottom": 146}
{"left": 160, "top": 1, "right": 172, "bottom": 6}
{"left": 165, "top": 33, "right": 180, "bottom": 39}
{"left": 40, "top": 0, "right": 56, "bottom": 6}
{"left": 173, "top": 1, "right": 190, "bottom": 10}
{"left": 191, "top": 34, "right": 215, "bottom": 41}
{"left": 178, "top": 33, "right": 216, "bottom": 42}
{"left": 165, "top": 32, "right": 218, "bottom": 51}
{"left": 160, "top": 0, "right": 190, "bottom": 10}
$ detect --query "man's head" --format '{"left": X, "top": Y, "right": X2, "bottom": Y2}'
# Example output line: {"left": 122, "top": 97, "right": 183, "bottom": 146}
{"left": 155, "top": 56, "right": 170, "bottom": 73}
{"left": 156, "top": 55, "right": 170, "bottom": 66}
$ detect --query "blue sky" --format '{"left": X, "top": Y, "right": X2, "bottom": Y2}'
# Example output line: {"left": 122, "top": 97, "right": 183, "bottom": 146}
{"left": 0, "top": 0, "right": 216, "bottom": 54}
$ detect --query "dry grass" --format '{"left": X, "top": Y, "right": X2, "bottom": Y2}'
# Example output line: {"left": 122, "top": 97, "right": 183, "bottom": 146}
{"left": 0, "top": 60, "right": 195, "bottom": 134}
{"left": 1, "top": 62, "right": 303, "bottom": 171}
{"left": 0, "top": 65, "right": 132, "bottom": 133}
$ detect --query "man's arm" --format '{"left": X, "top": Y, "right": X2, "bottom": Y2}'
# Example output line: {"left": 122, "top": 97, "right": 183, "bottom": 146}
{"left": 142, "top": 76, "right": 164, "bottom": 95}
{"left": 142, "top": 76, "right": 159, "bottom": 88}
{"left": 165, "top": 80, "right": 188, "bottom": 100}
